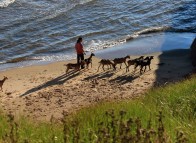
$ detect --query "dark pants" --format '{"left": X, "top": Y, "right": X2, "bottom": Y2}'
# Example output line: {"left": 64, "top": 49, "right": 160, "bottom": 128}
{"left": 77, "top": 54, "right": 84, "bottom": 69}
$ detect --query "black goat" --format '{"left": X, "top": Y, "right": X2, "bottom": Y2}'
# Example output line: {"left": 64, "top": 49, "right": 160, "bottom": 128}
{"left": 140, "top": 56, "right": 154, "bottom": 73}
{"left": 133, "top": 56, "right": 144, "bottom": 70}
{"left": 84, "top": 53, "right": 95, "bottom": 69}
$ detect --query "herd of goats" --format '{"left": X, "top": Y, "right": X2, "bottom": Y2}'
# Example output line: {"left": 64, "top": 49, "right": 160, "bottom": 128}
{"left": 0, "top": 53, "right": 154, "bottom": 91}
{"left": 65, "top": 53, "right": 154, "bottom": 74}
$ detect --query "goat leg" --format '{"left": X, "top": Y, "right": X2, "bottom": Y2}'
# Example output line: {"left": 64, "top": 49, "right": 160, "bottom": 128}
{"left": 134, "top": 64, "right": 138, "bottom": 70}
{"left": 102, "top": 65, "right": 105, "bottom": 71}
{"left": 124, "top": 62, "right": 127, "bottom": 67}
{"left": 76, "top": 67, "right": 80, "bottom": 72}
{"left": 126, "top": 66, "right": 129, "bottom": 72}
{"left": 144, "top": 66, "right": 147, "bottom": 72}
{"left": 66, "top": 67, "right": 69, "bottom": 73}
{"left": 140, "top": 66, "right": 143, "bottom": 74}
{"left": 88, "top": 63, "right": 90, "bottom": 69}
{"left": 119, "top": 64, "right": 121, "bottom": 69}
{"left": 149, "top": 65, "right": 151, "bottom": 70}
{"left": 97, "top": 64, "right": 101, "bottom": 72}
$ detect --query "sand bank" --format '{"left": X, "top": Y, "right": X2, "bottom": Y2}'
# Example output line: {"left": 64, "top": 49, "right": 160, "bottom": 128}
{"left": 0, "top": 49, "right": 193, "bottom": 121}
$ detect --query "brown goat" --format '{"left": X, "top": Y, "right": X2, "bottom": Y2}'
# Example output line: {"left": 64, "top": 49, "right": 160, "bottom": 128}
{"left": 97, "top": 59, "right": 116, "bottom": 72}
{"left": 64, "top": 61, "right": 85, "bottom": 73}
{"left": 113, "top": 55, "right": 130, "bottom": 69}
{"left": 126, "top": 59, "right": 136, "bottom": 72}
{"left": 0, "top": 76, "right": 8, "bottom": 91}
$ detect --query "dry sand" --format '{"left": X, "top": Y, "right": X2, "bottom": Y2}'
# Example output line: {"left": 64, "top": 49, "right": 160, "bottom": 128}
{"left": 0, "top": 49, "right": 193, "bottom": 121}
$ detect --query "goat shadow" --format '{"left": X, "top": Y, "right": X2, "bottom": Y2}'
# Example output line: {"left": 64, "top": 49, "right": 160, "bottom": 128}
{"left": 83, "top": 70, "right": 115, "bottom": 81}
{"left": 83, "top": 67, "right": 140, "bottom": 84}
{"left": 20, "top": 70, "right": 80, "bottom": 97}
{"left": 109, "top": 74, "right": 139, "bottom": 85}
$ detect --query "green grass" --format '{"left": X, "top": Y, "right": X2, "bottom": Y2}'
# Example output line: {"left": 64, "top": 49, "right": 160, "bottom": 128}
{"left": 0, "top": 114, "right": 64, "bottom": 142}
{"left": 0, "top": 76, "right": 196, "bottom": 142}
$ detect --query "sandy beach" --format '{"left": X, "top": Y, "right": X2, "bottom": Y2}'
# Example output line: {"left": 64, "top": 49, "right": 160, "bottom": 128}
{"left": 0, "top": 49, "right": 193, "bottom": 122}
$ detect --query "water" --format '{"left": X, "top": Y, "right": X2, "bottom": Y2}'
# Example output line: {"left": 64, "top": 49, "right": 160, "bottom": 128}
{"left": 0, "top": 0, "right": 195, "bottom": 70}
{"left": 95, "top": 32, "right": 196, "bottom": 59}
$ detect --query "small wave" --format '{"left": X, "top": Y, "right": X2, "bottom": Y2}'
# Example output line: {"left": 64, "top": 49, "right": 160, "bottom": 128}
{"left": 0, "top": 61, "right": 6, "bottom": 64}
{"left": 6, "top": 57, "right": 42, "bottom": 63}
{"left": 86, "top": 26, "right": 193, "bottom": 52}
{"left": 0, "top": 0, "right": 15, "bottom": 8}
{"left": 33, "top": 54, "right": 76, "bottom": 63}
{"left": 79, "top": 0, "right": 94, "bottom": 5}
{"left": 126, "top": 26, "right": 170, "bottom": 41}
{"left": 85, "top": 39, "right": 126, "bottom": 52}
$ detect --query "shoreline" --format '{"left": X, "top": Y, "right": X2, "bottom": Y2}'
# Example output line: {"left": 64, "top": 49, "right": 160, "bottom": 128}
{"left": 0, "top": 49, "right": 193, "bottom": 121}
{"left": 0, "top": 32, "right": 195, "bottom": 72}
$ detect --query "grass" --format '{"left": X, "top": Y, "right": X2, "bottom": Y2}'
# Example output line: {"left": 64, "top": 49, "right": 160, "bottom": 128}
{"left": 0, "top": 75, "right": 196, "bottom": 142}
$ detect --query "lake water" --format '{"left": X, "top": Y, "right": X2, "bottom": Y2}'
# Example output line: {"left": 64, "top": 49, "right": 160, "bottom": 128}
{"left": 0, "top": 0, "right": 195, "bottom": 70}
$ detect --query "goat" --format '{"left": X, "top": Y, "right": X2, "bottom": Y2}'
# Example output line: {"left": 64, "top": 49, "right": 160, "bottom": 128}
{"left": 133, "top": 56, "right": 144, "bottom": 70}
{"left": 126, "top": 56, "right": 144, "bottom": 72}
{"left": 97, "top": 59, "right": 116, "bottom": 72}
{"left": 113, "top": 55, "right": 130, "bottom": 69}
{"left": 0, "top": 76, "right": 8, "bottom": 91}
{"left": 140, "top": 56, "right": 154, "bottom": 73}
{"left": 64, "top": 61, "right": 86, "bottom": 73}
{"left": 126, "top": 59, "right": 136, "bottom": 72}
{"left": 84, "top": 53, "right": 95, "bottom": 69}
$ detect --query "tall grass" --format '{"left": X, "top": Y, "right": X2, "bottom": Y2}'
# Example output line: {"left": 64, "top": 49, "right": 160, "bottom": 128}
{"left": 0, "top": 76, "right": 196, "bottom": 142}
{"left": 0, "top": 113, "right": 64, "bottom": 142}
{"left": 65, "top": 76, "right": 196, "bottom": 142}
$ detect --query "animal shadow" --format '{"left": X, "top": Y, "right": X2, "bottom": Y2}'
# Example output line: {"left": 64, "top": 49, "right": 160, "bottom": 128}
{"left": 83, "top": 71, "right": 115, "bottom": 81}
{"left": 109, "top": 74, "right": 139, "bottom": 85}
{"left": 20, "top": 70, "right": 79, "bottom": 96}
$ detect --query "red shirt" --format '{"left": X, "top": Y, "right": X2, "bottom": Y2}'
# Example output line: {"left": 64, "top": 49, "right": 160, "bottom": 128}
{"left": 75, "top": 43, "right": 84, "bottom": 54}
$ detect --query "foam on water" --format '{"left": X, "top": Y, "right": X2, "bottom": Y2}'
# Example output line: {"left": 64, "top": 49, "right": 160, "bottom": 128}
{"left": 0, "top": 0, "right": 15, "bottom": 7}
{"left": 0, "top": 54, "right": 76, "bottom": 71}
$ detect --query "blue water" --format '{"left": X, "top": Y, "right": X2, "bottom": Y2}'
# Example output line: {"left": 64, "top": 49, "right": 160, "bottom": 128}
{"left": 0, "top": 0, "right": 195, "bottom": 70}
{"left": 95, "top": 32, "right": 195, "bottom": 59}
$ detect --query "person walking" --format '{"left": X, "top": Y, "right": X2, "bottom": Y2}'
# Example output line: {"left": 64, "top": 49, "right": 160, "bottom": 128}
{"left": 75, "top": 37, "right": 85, "bottom": 69}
